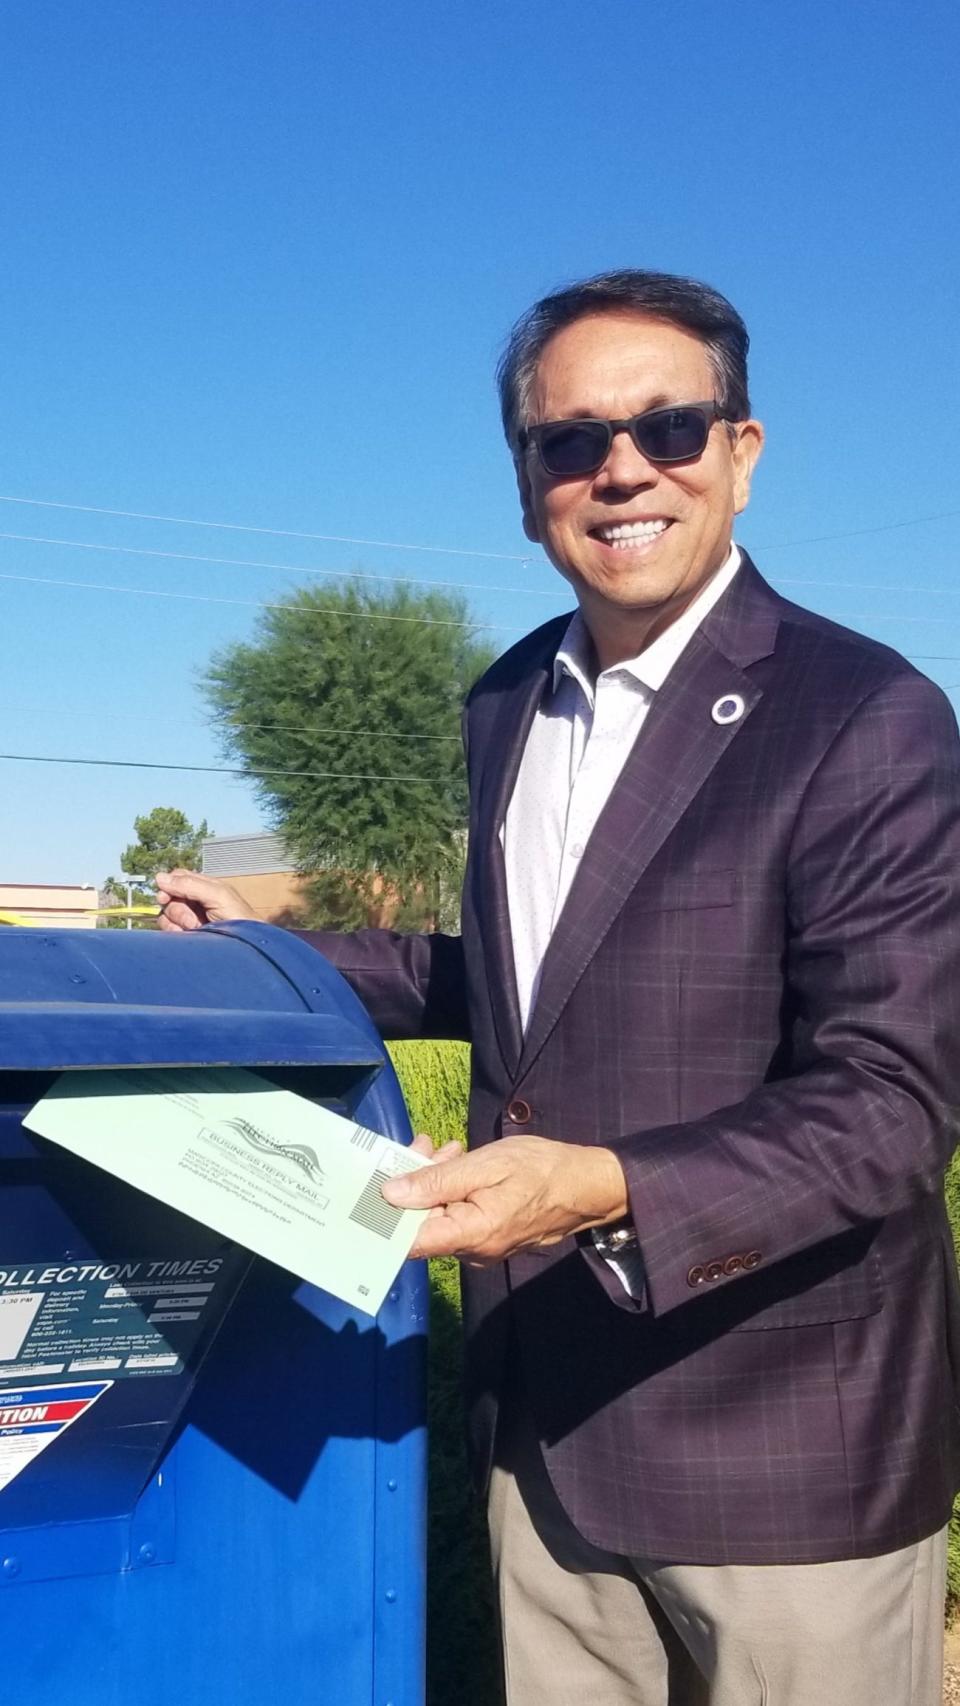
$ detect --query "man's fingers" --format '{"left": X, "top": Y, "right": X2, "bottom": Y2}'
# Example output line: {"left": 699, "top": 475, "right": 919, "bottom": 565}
{"left": 157, "top": 900, "right": 205, "bottom": 933}
{"left": 155, "top": 870, "right": 255, "bottom": 925}
{"left": 382, "top": 1151, "right": 477, "bottom": 1209}
{"left": 408, "top": 1202, "right": 491, "bottom": 1259}
{"left": 432, "top": 1139, "right": 466, "bottom": 1161}
{"left": 406, "top": 1132, "right": 436, "bottom": 1160}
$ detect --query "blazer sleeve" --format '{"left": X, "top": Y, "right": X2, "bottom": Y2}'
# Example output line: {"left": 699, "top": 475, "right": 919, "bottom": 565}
{"left": 295, "top": 927, "right": 471, "bottom": 1043}
{"left": 616, "top": 669, "right": 960, "bottom": 1318}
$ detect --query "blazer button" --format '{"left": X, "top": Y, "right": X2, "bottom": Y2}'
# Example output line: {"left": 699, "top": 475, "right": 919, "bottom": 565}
{"left": 687, "top": 1265, "right": 707, "bottom": 1287}
{"left": 722, "top": 1254, "right": 743, "bottom": 1275}
{"left": 705, "top": 1261, "right": 724, "bottom": 1282}
{"left": 742, "top": 1250, "right": 762, "bottom": 1270}
{"left": 506, "top": 1099, "right": 532, "bottom": 1124}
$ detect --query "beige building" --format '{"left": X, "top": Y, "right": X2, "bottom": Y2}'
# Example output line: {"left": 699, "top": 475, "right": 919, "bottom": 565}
{"left": 201, "top": 832, "right": 310, "bottom": 924}
{"left": 0, "top": 882, "right": 99, "bottom": 929}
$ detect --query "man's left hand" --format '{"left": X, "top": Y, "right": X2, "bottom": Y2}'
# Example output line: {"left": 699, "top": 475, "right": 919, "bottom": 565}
{"left": 383, "top": 1136, "right": 629, "bottom": 1262}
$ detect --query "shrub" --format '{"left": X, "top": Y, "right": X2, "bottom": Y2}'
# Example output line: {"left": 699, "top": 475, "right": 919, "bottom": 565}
{"left": 387, "top": 1041, "right": 500, "bottom": 1706}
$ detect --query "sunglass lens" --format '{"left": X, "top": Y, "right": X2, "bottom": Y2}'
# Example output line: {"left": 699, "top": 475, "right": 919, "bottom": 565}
{"left": 636, "top": 408, "right": 709, "bottom": 462}
{"left": 538, "top": 421, "right": 610, "bottom": 475}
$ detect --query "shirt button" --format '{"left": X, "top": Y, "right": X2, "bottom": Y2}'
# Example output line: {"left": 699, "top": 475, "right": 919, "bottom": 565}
{"left": 569, "top": 843, "right": 584, "bottom": 859}
{"left": 506, "top": 1099, "right": 532, "bottom": 1124}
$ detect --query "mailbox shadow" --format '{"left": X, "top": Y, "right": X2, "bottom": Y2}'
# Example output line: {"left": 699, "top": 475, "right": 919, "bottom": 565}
{"left": 177, "top": 1261, "right": 427, "bottom": 1502}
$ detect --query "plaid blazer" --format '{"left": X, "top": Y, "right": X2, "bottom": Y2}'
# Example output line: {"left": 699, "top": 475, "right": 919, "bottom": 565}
{"left": 311, "top": 555, "right": 960, "bottom": 1564}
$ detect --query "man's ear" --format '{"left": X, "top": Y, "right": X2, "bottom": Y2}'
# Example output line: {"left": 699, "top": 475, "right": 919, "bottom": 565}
{"left": 731, "top": 418, "right": 764, "bottom": 515}
{"left": 515, "top": 455, "right": 541, "bottom": 545}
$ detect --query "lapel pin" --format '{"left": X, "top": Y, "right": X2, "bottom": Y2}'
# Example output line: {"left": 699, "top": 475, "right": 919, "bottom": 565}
{"left": 711, "top": 694, "right": 745, "bottom": 726}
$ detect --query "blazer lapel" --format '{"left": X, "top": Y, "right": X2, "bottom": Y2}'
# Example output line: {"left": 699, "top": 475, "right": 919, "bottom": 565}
{"left": 516, "top": 558, "right": 781, "bottom": 1079}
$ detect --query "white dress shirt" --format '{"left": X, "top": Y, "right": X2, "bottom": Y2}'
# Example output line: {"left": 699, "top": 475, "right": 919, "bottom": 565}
{"left": 500, "top": 544, "right": 742, "bottom": 1291}
{"left": 502, "top": 544, "right": 741, "bottom": 1031}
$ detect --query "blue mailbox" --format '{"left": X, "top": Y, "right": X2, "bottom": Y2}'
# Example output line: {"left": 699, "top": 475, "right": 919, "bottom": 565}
{"left": 0, "top": 921, "right": 427, "bottom": 1704}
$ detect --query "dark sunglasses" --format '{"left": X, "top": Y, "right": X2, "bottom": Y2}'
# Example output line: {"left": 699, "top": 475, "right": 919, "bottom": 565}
{"left": 519, "top": 401, "right": 732, "bottom": 477}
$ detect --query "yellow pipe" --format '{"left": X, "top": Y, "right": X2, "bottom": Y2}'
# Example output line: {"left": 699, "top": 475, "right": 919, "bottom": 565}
{"left": 0, "top": 906, "right": 162, "bottom": 927}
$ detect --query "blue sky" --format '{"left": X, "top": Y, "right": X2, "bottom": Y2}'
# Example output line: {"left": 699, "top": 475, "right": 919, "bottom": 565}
{"left": 2, "top": 0, "right": 958, "bottom": 885}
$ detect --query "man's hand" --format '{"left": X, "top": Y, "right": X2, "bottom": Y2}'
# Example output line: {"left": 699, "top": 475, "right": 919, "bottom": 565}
{"left": 155, "top": 868, "right": 258, "bottom": 932}
{"left": 382, "top": 1135, "right": 629, "bottom": 1262}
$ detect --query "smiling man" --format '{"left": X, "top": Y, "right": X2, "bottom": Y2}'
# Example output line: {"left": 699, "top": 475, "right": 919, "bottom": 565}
{"left": 158, "top": 269, "right": 960, "bottom": 1704}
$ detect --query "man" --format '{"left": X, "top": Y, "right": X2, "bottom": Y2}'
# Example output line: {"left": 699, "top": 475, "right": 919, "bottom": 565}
{"left": 159, "top": 269, "right": 960, "bottom": 1704}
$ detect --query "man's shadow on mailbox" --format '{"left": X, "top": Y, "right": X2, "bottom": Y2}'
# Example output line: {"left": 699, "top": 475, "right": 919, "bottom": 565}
{"left": 173, "top": 1260, "right": 428, "bottom": 1502}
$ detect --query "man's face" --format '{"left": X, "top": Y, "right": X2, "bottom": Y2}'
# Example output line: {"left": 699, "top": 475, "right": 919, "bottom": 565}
{"left": 517, "top": 311, "right": 764, "bottom": 663}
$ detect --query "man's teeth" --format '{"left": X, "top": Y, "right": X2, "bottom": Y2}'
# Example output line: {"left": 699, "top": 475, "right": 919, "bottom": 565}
{"left": 597, "top": 519, "right": 670, "bottom": 548}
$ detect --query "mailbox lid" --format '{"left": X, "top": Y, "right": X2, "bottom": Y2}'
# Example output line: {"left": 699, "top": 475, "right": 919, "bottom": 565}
{"left": 0, "top": 1004, "right": 382, "bottom": 1072}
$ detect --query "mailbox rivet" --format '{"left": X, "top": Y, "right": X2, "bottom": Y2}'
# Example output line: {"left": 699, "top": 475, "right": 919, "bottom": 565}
{"left": 387, "top": 1478, "right": 398, "bottom": 1492}
{"left": 384, "top": 1588, "right": 397, "bottom": 1603}
{"left": 138, "top": 1543, "right": 157, "bottom": 1565}
{"left": 2, "top": 1557, "right": 20, "bottom": 1578}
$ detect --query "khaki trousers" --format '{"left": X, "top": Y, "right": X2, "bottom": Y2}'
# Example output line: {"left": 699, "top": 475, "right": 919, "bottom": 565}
{"left": 488, "top": 1402, "right": 947, "bottom": 1706}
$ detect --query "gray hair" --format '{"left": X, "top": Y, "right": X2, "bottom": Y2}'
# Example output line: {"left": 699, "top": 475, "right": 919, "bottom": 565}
{"left": 497, "top": 268, "right": 751, "bottom": 453}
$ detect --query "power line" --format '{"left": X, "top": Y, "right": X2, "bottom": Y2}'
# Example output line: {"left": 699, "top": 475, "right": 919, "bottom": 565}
{"left": 1, "top": 525, "right": 957, "bottom": 609}
{"left": 0, "top": 751, "right": 444, "bottom": 785}
{"left": 0, "top": 568, "right": 521, "bottom": 631}
{"left": 0, "top": 494, "right": 531, "bottom": 563}
{"left": 1, "top": 564, "right": 950, "bottom": 634}
{"left": 753, "top": 509, "right": 960, "bottom": 551}
{"left": 0, "top": 702, "right": 465, "bottom": 741}
{"left": 0, "top": 529, "right": 558, "bottom": 599}
{"left": 1, "top": 488, "right": 958, "bottom": 559}
{"left": 774, "top": 576, "right": 960, "bottom": 598}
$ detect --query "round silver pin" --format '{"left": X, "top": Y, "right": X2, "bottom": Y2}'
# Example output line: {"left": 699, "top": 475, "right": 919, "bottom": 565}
{"left": 711, "top": 694, "right": 745, "bottom": 726}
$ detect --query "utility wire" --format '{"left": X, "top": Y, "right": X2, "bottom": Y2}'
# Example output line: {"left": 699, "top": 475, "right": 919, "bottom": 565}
{"left": 0, "top": 529, "right": 556, "bottom": 599}
{"left": 0, "top": 565, "right": 946, "bottom": 632}
{"left": 0, "top": 568, "right": 521, "bottom": 631}
{"left": 752, "top": 510, "right": 960, "bottom": 551}
{"left": 1, "top": 488, "right": 958, "bottom": 559}
{"left": 0, "top": 495, "right": 531, "bottom": 562}
{"left": 0, "top": 752, "right": 443, "bottom": 785}
{"left": 0, "top": 526, "right": 956, "bottom": 607}
{"left": 0, "top": 701, "right": 464, "bottom": 741}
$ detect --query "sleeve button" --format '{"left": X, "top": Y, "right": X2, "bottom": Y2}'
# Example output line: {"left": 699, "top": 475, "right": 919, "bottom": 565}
{"left": 687, "top": 1265, "right": 707, "bottom": 1287}
{"left": 722, "top": 1254, "right": 743, "bottom": 1275}
{"left": 742, "top": 1250, "right": 762, "bottom": 1270}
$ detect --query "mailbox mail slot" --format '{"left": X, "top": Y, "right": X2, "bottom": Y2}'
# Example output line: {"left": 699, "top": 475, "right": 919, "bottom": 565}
{"left": 0, "top": 922, "right": 426, "bottom": 1705}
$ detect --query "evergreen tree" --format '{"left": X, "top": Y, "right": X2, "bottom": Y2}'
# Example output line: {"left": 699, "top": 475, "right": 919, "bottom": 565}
{"left": 203, "top": 579, "right": 496, "bottom": 929}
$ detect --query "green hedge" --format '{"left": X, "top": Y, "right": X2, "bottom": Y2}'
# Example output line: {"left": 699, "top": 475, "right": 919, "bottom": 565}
{"left": 388, "top": 1040, "right": 960, "bottom": 1664}
{"left": 388, "top": 1042, "right": 500, "bottom": 1706}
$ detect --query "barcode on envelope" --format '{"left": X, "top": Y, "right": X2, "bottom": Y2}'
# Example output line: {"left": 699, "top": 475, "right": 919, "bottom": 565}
{"left": 349, "top": 1168, "right": 403, "bottom": 1239}
{"left": 350, "top": 1125, "right": 379, "bottom": 1153}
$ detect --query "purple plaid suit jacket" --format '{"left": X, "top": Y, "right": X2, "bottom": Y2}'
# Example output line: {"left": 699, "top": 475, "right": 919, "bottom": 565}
{"left": 309, "top": 555, "right": 960, "bottom": 1565}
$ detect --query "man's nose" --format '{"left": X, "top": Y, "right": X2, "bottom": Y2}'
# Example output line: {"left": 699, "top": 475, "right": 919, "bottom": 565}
{"left": 595, "top": 426, "right": 657, "bottom": 489}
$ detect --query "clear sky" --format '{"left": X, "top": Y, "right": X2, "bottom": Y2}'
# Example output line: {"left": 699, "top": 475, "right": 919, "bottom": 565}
{"left": 2, "top": 0, "right": 958, "bottom": 886}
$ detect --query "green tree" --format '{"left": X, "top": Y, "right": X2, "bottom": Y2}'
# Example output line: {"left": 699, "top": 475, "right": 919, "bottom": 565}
{"left": 203, "top": 579, "right": 496, "bottom": 929}
{"left": 102, "top": 807, "right": 210, "bottom": 928}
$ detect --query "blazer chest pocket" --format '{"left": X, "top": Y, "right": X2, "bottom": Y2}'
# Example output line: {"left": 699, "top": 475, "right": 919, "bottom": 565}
{"left": 632, "top": 870, "right": 735, "bottom": 914}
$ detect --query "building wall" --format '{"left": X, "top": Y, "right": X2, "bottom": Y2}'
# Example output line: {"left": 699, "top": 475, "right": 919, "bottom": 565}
{"left": 222, "top": 870, "right": 310, "bottom": 925}
{"left": 0, "top": 883, "right": 99, "bottom": 929}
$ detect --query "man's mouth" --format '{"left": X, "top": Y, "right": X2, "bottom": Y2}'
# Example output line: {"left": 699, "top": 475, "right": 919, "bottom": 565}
{"left": 592, "top": 518, "right": 672, "bottom": 551}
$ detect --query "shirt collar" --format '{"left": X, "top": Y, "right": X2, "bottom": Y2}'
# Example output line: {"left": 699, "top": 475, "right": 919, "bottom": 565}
{"left": 553, "top": 543, "right": 742, "bottom": 702}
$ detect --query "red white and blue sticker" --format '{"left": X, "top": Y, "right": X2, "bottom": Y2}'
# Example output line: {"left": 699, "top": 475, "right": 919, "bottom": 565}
{"left": 0, "top": 1380, "right": 112, "bottom": 1492}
